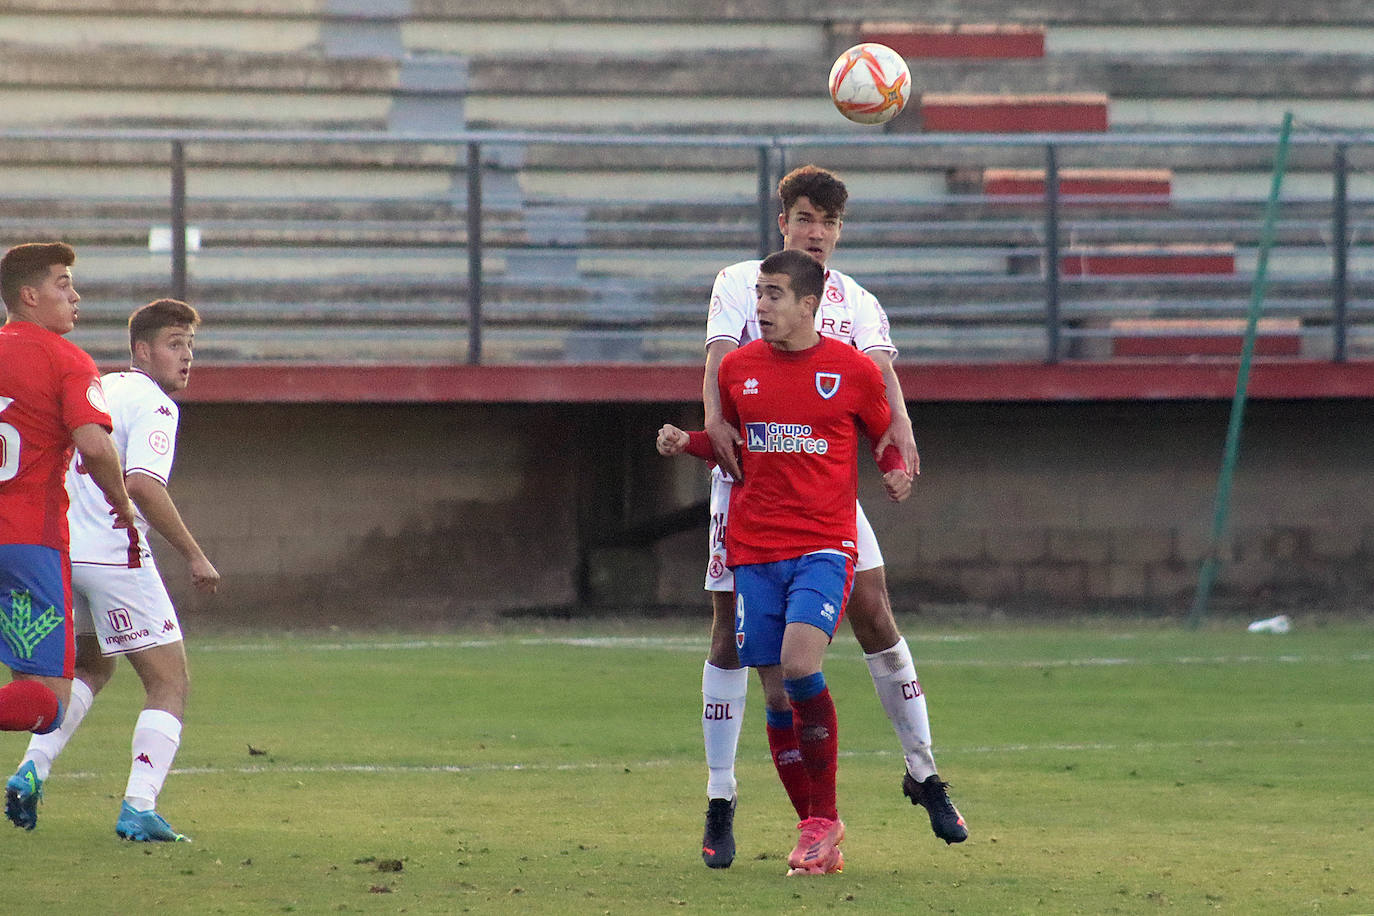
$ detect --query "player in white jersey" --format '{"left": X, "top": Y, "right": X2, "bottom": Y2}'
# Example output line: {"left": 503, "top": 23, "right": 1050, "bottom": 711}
{"left": 696, "top": 165, "right": 966, "bottom": 868}
{"left": 9, "top": 299, "right": 219, "bottom": 842}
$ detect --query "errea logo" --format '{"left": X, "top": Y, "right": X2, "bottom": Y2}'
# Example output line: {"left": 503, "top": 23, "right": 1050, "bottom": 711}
{"left": 742, "top": 377, "right": 760, "bottom": 395}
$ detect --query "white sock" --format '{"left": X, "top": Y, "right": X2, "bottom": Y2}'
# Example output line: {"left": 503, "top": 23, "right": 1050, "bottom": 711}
{"left": 124, "top": 709, "right": 182, "bottom": 811}
{"left": 21, "top": 678, "right": 95, "bottom": 781}
{"left": 702, "top": 661, "right": 748, "bottom": 800}
{"left": 864, "top": 638, "right": 938, "bottom": 780}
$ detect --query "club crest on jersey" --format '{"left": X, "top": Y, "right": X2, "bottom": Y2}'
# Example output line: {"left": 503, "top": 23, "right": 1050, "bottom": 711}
{"left": 86, "top": 380, "right": 108, "bottom": 413}
{"left": 815, "top": 372, "right": 841, "bottom": 399}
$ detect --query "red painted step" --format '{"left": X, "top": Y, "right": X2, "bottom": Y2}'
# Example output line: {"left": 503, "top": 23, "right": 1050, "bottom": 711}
{"left": 1110, "top": 318, "right": 1302, "bottom": 357}
{"left": 919, "top": 93, "right": 1109, "bottom": 132}
{"left": 982, "top": 167, "right": 1172, "bottom": 204}
{"left": 856, "top": 22, "right": 1045, "bottom": 58}
{"left": 1061, "top": 244, "right": 1234, "bottom": 276}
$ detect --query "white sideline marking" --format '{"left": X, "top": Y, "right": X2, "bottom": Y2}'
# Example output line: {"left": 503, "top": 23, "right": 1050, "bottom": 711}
{"left": 53, "top": 735, "right": 1374, "bottom": 784}
{"left": 193, "top": 636, "right": 1373, "bottom": 669}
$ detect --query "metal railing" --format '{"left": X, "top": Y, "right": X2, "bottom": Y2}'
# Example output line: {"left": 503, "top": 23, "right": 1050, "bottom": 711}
{"left": 2, "top": 126, "right": 1372, "bottom": 365}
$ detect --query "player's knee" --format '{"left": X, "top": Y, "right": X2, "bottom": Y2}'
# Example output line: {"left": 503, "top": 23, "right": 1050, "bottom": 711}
{"left": 706, "top": 641, "right": 739, "bottom": 669}
{"left": 707, "top": 592, "right": 740, "bottom": 667}
{"left": 75, "top": 659, "right": 116, "bottom": 695}
{"left": 848, "top": 569, "right": 901, "bottom": 652}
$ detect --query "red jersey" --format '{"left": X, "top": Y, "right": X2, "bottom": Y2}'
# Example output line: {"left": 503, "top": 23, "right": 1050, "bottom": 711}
{"left": 717, "top": 335, "right": 899, "bottom": 567}
{"left": 0, "top": 321, "right": 112, "bottom": 550}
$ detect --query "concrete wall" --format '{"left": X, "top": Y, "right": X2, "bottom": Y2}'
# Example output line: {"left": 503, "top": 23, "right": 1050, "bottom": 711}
{"left": 154, "top": 398, "right": 1374, "bottom": 629}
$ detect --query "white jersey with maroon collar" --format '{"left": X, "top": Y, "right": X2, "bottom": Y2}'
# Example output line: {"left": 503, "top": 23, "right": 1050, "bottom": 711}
{"left": 705, "top": 259, "right": 896, "bottom": 355}
{"left": 66, "top": 370, "right": 179, "bottom": 567}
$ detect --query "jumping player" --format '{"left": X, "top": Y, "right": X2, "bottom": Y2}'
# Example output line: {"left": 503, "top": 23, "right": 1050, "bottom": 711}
{"left": 8, "top": 298, "right": 219, "bottom": 842}
{"left": 692, "top": 165, "right": 966, "bottom": 867}
{"left": 0, "top": 242, "right": 135, "bottom": 786}
{"left": 660, "top": 249, "right": 910, "bottom": 875}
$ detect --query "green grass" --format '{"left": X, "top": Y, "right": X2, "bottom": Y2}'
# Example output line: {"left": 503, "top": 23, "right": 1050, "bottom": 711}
{"left": 1, "top": 618, "right": 1371, "bottom": 914}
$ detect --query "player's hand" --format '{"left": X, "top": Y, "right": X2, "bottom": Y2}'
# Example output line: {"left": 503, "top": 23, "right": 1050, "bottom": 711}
{"left": 108, "top": 498, "right": 138, "bottom": 531}
{"left": 875, "top": 416, "right": 919, "bottom": 478}
{"left": 656, "top": 424, "right": 690, "bottom": 456}
{"left": 883, "top": 468, "right": 913, "bottom": 503}
{"left": 190, "top": 556, "right": 221, "bottom": 594}
{"left": 705, "top": 415, "right": 744, "bottom": 480}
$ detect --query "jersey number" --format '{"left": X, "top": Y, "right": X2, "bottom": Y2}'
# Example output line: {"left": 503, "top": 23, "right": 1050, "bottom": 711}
{"left": 0, "top": 396, "right": 19, "bottom": 483}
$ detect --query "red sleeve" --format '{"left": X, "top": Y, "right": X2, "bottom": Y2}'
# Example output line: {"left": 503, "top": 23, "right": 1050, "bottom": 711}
{"left": 58, "top": 343, "right": 112, "bottom": 433}
{"left": 856, "top": 355, "right": 905, "bottom": 474}
{"left": 684, "top": 430, "right": 714, "bottom": 462}
{"left": 876, "top": 443, "right": 907, "bottom": 475}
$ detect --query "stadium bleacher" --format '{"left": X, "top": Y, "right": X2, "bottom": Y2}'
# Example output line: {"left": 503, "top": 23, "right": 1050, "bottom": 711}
{"left": 0, "top": 0, "right": 1372, "bottom": 366}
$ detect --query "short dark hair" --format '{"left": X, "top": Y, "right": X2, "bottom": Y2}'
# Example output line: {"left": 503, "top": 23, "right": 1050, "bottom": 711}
{"left": 759, "top": 249, "right": 825, "bottom": 304}
{"left": 129, "top": 298, "right": 201, "bottom": 352}
{"left": 777, "top": 165, "right": 848, "bottom": 220}
{"left": 1, "top": 242, "right": 76, "bottom": 310}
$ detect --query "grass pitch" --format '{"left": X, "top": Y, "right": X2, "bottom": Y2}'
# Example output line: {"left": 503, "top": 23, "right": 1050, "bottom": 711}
{"left": 1, "top": 617, "right": 1370, "bottom": 915}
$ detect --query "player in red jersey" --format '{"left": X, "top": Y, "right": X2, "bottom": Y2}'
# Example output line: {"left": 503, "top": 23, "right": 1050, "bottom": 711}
{"left": 659, "top": 249, "right": 910, "bottom": 876}
{"left": 0, "top": 242, "right": 135, "bottom": 826}
{"left": 692, "top": 166, "right": 965, "bottom": 870}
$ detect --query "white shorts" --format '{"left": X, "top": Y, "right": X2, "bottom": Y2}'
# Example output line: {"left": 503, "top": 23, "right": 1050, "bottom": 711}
{"left": 71, "top": 559, "right": 183, "bottom": 656}
{"left": 704, "top": 467, "right": 884, "bottom": 592}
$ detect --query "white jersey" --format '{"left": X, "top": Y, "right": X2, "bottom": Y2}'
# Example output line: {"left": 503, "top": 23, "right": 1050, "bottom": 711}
{"left": 705, "top": 259, "right": 896, "bottom": 355}
{"left": 66, "top": 370, "right": 179, "bottom": 567}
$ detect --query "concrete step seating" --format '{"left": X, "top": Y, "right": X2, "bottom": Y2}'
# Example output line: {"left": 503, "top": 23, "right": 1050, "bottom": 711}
{"left": 2, "top": 1, "right": 1372, "bottom": 363}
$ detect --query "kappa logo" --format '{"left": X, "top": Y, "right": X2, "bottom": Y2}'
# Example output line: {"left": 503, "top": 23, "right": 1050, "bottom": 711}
{"left": 155, "top": 405, "right": 173, "bottom": 417}
{"left": 162, "top": 619, "right": 177, "bottom": 633}
{"left": 815, "top": 372, "right": 841, "bottom": 400}
{"left": 136, "top": 752, "right": 154, "bottom": 767}
{"left": 741, "top": 377, "right": 760, "bottom": 396}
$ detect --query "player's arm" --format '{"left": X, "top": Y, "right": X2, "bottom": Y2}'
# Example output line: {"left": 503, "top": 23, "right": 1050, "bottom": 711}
{"left": 70, "top": 423, "right": 137, "bottom": 530}
{"left": 703, "top": 339, "right": 743, "bottom": 478}
{"left": 125, "top": 472, "right": 221, "bottom": 593}
{"left": 656, "top": 424, "right": 713, "bottom": 461}
{"left": 866, "top": 349, "right": 919, "bottom": 477}
{"left": 854, "top": 366, "right": 911, "bottom": 503}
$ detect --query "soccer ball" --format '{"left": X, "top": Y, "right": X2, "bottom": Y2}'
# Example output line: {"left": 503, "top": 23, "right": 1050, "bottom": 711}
{"left": 828, "top": 43, "right": 911, "bottom": 125}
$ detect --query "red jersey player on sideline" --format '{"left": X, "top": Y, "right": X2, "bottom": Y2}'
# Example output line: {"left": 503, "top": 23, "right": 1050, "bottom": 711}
{"left": 0, "top": 242, "right": 135, "bottom": 771}
{"left": 658, "top": 249, "right": 910, "bottom": 877}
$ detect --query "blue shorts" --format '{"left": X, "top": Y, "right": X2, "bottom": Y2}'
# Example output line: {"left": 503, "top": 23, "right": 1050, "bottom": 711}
{"left": 733, "top": 553, "right": 855, "bottom": 668}
{"left": 0, "top": 544, "right": 74, "bottom": 677}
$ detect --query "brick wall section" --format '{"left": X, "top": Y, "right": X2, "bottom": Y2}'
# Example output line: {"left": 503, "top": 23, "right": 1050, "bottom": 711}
{"left": 152, "top": 398, "right": 1374, "bottom": 626}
